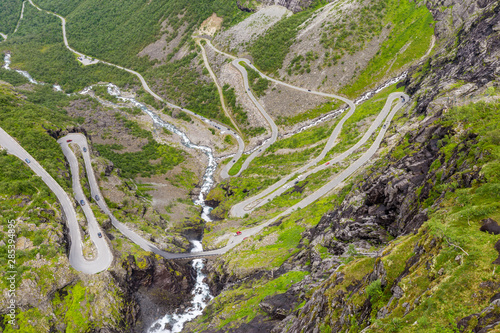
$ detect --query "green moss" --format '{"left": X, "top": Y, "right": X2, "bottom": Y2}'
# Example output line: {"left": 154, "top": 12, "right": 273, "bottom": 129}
{"left": 205, "top": 271, "right": 309, "bottom": 329}
{"left": 341, "top": 0, "right": 435, "bottom": 98}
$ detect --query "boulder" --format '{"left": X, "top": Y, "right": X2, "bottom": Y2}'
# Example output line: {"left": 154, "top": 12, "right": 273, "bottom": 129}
{"left": 480, "top": 218, "right": 500, "bottom": 234}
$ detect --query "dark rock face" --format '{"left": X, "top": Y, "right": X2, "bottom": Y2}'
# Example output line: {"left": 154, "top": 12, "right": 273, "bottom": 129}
{"left": 236, "top": 1, "right": 256, "bottom": 13}
{"left": 117, "top": 255, "right": 196, "bottom": 332}
{"left": 493, "top": 240, "right": 500, "bottom": 265}
{"left": 480, "top": 218, "right": 500, "bottom": 235}
{"left": 259, "top": 291, "right": 297, "bottom": 320}
{"left": 306, "top": 121, "right": 451, "bottom": 255}
{"left": 408, "top": 1, "right": 500, "bottom": 114}
{"left": 457, "top": 300, "right": 500, "bottom": 332}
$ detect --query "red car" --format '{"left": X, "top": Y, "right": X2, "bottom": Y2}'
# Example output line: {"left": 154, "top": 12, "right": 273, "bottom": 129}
{"left": 66, "top": 139, "right": 72, "bottom": 143}
{"left": 325, "top": 162, "right": 330, "bottom": 165}
{"left": 236, "top": 231, "right": 242, "bottom": 236}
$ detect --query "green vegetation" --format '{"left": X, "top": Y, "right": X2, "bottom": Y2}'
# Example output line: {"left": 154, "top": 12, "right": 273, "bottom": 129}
{"left": 268, "top": 123, "right": 333, "bottom": 152}
{"left": 241, "top": 62, "right": 270, "bottom": 97}
{"left": 94, "top": 140, "right": 185, "bottom": 179}
{"left": 201, "top": 271, "right": 309, "bottom": 330}
{"left": 169, "top": 167, "right": 198, "bottom": 191}
{"left": 276, "top": 99, "right": 342, "bottom": 126}
{"left": 0, "top": 84, "right": 73, "bottom": 190}
{"left": 0, "top": 0, "right": 23, "bottom": 34}
{"left": 52, "top": 282, "right": 92, "bottom": 332}
{"left": 323, "top": 84, "right": 402, "bottom": 162}
{"left": 341, "top": 0, "right": 434, "bottom": 97}
{"left": 320, "top": 0, "right": 387, "bottom": 67}
{"left": 228, "top": 154, "right": 249, "bottom": 176}
{"left": 36, "top": 0, "right": 248, "bottom": 71}
{"left": 223, "top": 84, "right": 248, "bottom": 125}
{"left": 287, "top": 50, "right": 319, "bottom": 76}
{"left": 92, "top": 85, "right": 118, "bottom": 103}
{"left": 309, "top": 94, "right": 500, "bottom": 333}
{"left": 147, "top": 52, "right": 229, "bottom": 125}
{"left": 0, "top": 67, "right": 30, "bottom": 86}
{"left": 0, "top": 4, "right": 137, "bottom": 92}
{"left": 249, "top": 9, "right": 313, "bottom": 73}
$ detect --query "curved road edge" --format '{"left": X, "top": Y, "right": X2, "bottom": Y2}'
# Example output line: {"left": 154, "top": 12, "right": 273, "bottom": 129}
{"left": 28, "top": 0, "right": 244, "bottom": 177}
{"left": 0, "top": 127, "right": 112, "bottom": 274}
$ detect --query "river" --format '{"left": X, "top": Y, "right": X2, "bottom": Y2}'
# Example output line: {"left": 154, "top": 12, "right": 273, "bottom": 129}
{"left": 2, "top": 53, "right": 215, "bottom": 333}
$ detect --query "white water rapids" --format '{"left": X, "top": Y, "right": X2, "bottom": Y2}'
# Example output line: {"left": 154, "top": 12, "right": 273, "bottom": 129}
{"left": 2, "top": 53, "right": 215, "bottom": 333}
{"left": 2, "top": 51, "right": 408, "bottom": 332}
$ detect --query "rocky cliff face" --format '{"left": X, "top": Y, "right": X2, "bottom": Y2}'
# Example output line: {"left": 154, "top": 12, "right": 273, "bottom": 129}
{"left": 117, "top": 255, "right": 196, "bottom": 332}
{"left": 409, "top": 0, "right": 500, "bottom": 113}
{"left": 188, "top": 0, "right": 500, "bottom": 332}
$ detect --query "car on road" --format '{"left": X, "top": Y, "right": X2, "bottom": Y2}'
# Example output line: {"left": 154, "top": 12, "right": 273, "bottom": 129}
{"left": 97, "top": 232, "right": 102, "bottom": 238}
{"left": 294, "top": 180, "right": 299, "bottom": 184}
{"left": 66, "top": 139, "right": 72, "bottom": 143}
{"left": 235, "top": 231, "right": 242, "bottom": 236}
{"left": 95, "top": 195, "right": 100, "bottom": 201}
{"left": 25, "top": 158, "right": 30, "bottom": 163}
{"left": 308, "top": 89, "right": 311, "bottom": 92}
{"left": 80, "top": 200, "right": 85, "bottom": 206}
{"left": 325, "top": 162, "right": 330, "bottom": 165}
{"left": 383, "top": 124, "right": 386, "bottom": 129}
{"left": 83, "top": 147, "right": 87, "bottom": 152}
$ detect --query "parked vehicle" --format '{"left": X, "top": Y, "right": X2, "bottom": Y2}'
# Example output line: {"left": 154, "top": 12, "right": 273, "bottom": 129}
{"left": 83, "top": 147, "right": 87, "bottom": 152}
{"left": 80, "top": 200, "right": 85, "bottom": 206}
{"left": 235, "top": 231, "right": 242, "bottom": 236}
{"left": 95, "top": 195, "right": 100, "bottom": 201}
{"left": 97, "top": 232, "right": 102, "bottom": 238}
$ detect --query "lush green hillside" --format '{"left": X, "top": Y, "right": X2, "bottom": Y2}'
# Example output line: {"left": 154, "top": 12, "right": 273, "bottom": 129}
{"left": 0, "top": 4, "right": 137, "bottom": 92}
{"left": 35, "top": 0, "right": 246, "bottom": 70}
{"left": 0, "top": 0, "right": 23, "bottom": 34}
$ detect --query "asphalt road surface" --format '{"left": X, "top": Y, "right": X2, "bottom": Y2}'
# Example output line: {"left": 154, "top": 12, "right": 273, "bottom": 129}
{"left": 0, "top": 127, "right": 113, "bottom": 274}
{"left": 230, "top": 93, "right": 404, "bottom": 217}
{"left": 9, "top": 6, "right": 411, "bottom": 265}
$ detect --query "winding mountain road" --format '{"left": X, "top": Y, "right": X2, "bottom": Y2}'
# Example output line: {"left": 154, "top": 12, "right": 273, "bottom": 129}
{"left": 58, "top": 134, "right": 242, "bottom": 259}
{"left": 28, "top": 0, "right": 244, "bottom": 158}
{"left": 199, "top": 38, "right": 358, "bottom": 179}
{"left": 0, "top": 128, "right": 112, "bottom": 274}
{"left": 230, "top": 93, "right": 400, "bottom": 217}
{"left": 5, "top": 4, "right": 412, "bottom": 267}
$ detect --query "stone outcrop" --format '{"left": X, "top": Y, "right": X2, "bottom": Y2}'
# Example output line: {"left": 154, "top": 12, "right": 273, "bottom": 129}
{"left": 118, "top": 254, "right": 196, "bottom": 332}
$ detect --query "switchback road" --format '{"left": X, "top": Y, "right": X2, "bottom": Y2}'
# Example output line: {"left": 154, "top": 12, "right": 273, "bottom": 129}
{"left": 0, "top": 128, "right": 112, "bottom": 274}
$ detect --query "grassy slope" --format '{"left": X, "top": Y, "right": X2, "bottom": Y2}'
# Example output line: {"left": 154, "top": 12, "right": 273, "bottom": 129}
{"left": 341, "top": 0, "right": 434, "bottom": 97}
{"left": 209, "top": 84, "right": 400, "bottom": 220}
{"left": 0, "top": 3, "right": 137, "bottom": 92}
{"left": 320, "top": 94, "right": 500, "bottom": 333}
